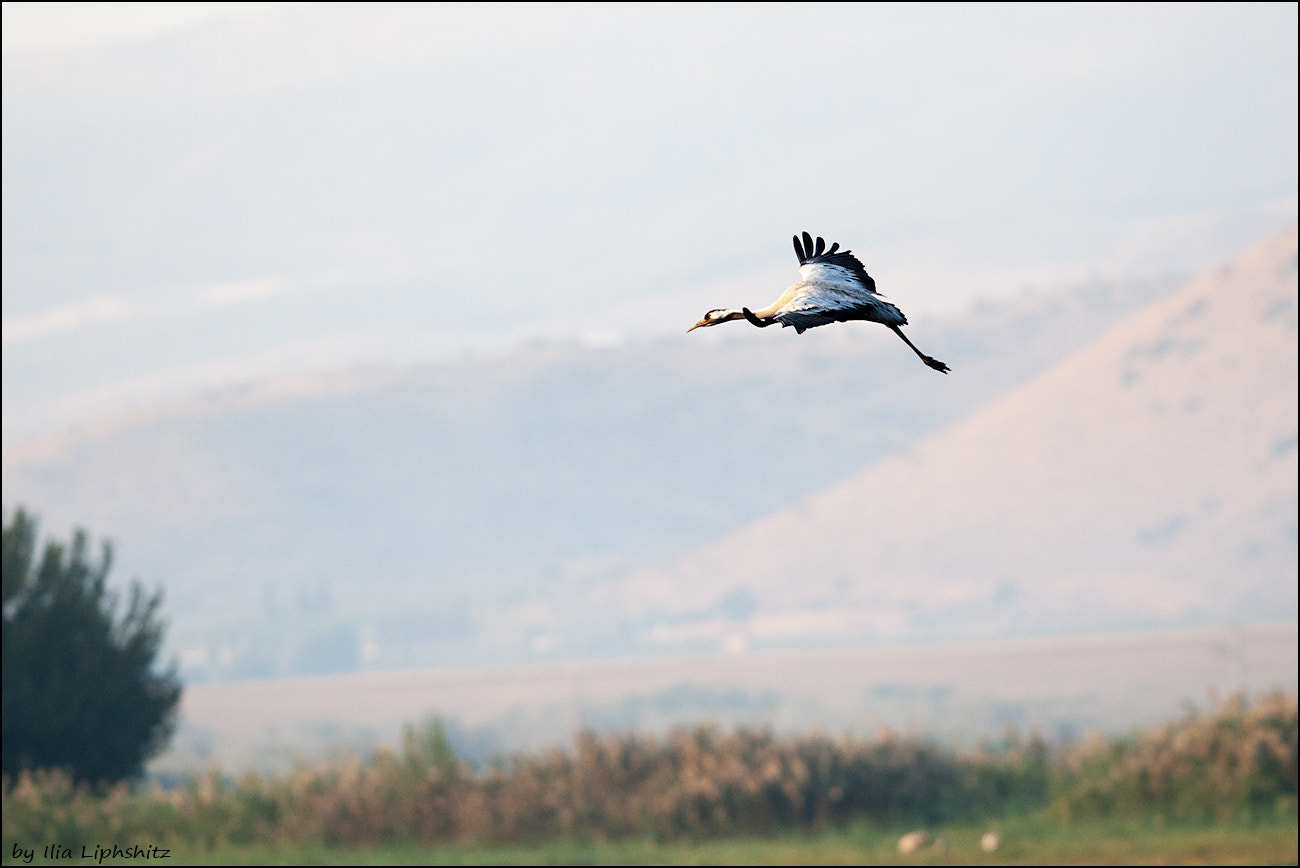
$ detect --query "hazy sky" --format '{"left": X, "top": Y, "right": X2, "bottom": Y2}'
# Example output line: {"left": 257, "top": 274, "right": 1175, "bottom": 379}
{"left": 3, "top": 2, "right": 1297, "bottom": 446}
{"left": 1, "top": 2, "right": 274, "bottom": 52}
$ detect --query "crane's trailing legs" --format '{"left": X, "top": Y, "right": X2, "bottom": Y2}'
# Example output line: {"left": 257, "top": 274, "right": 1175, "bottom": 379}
{"left": 889, "top": 325, "right": 950, "bottom": 373}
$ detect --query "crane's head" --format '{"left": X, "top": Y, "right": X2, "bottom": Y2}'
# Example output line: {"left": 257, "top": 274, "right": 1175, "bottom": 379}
{"left": 687, "top": 309, "right": 738, "bottom": 332}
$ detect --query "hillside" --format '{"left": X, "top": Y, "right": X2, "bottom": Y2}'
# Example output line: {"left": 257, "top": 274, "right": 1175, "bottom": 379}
{"left": 610, "top": 226, "right": 1298, "bottom": 653}
{"left": 0, "top": 274, "right": 1177, "bottom": 678}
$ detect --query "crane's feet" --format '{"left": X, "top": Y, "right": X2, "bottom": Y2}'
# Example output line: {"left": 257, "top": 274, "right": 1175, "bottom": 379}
{"left": 923, "top": 356, "right": 951, "bottom": 374}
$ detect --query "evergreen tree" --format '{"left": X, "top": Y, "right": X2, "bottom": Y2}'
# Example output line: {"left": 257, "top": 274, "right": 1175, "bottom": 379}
{"left": 2, "top": 506, "right": 182, "bottom": 784}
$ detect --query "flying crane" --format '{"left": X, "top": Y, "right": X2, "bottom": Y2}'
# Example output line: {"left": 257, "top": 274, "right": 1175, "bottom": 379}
{"left": 688, "top": 232, "right": 950, "bottom": 373}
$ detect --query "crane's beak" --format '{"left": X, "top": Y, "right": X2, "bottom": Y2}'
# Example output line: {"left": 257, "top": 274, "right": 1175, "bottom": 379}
{"left": 687, "top": 317, "right": 711, "bottom": 333}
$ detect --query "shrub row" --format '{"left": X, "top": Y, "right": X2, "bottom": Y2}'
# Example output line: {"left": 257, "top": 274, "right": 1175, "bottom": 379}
{"left": 1051, "top": 691, "right": 1297, "bottom": 823}
{"left": 3, "top": 693, "right": 1294, "bottom": 850}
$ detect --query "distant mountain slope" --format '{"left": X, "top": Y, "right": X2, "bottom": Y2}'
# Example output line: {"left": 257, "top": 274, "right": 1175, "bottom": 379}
{"left": 613, "top": 226, "right": 1298, "bottom": 652}
{"left": 0, "top": 272, "right": 1188, "bottom": 677}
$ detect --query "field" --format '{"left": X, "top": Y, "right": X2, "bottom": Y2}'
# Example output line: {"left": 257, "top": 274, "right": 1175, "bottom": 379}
{"left": 4, "top": 693, "right": 1295, "bottom": 866}
{"left": 166, "top": 624, "right": 1299, "bottom": 776}
{"left": 6, "top": 818, "right": 1296, "bottom": 865}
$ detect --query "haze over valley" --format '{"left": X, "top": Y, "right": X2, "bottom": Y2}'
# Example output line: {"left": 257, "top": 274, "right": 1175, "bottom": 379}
{"left": 3, "top": 227, "right": 1295, "bottom": 682}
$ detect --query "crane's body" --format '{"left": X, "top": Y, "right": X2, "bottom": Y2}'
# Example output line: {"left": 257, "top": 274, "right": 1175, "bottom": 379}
{"left": 688, "top": 232, "right": 950, "bottom": 373}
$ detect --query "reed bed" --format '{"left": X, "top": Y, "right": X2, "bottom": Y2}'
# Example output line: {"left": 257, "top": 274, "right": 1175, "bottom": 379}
{"left": 3, "top": 693, "right": 1294, "bottom": 851}
{"left": 1050, "top": 690, "right": 1297, "bottom": 822}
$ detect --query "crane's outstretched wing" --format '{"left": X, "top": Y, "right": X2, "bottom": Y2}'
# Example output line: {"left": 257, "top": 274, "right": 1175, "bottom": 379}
{"left": 779, "top": 232, "right": 906, "bottom": 330}
{"left": 792, "top": 231, "right": 877, "bottom": 294}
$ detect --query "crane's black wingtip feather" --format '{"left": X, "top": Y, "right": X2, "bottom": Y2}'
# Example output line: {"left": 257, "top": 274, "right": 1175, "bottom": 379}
{"left": 792, "top": 234, "right": 806, "bottom": 264}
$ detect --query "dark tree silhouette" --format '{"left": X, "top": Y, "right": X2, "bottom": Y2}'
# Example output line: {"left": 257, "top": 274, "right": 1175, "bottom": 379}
{"left": 2, "top": 506, "right": 181, "bottom": 784}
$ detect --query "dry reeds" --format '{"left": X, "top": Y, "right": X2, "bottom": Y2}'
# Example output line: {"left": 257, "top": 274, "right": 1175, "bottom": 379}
{"left": 4, "top": 693, "right": 1294, "bottom": 850}
{"left": 1051, "top": 690, "right": 1297, "bottom": 822}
